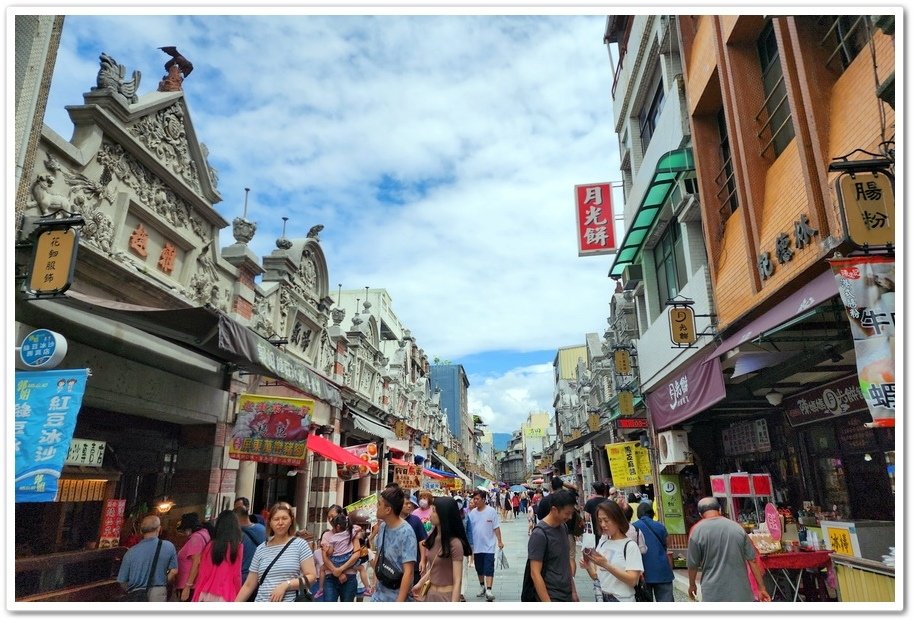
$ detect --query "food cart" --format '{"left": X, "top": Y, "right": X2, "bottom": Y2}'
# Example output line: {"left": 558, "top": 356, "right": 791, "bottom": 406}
{"left": 709, "top": 472, "right": 774, "bottom": 529}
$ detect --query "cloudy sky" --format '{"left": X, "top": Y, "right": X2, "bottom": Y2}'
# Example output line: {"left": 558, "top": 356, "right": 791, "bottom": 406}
{"left": 42, "top": 10, "right": 624, "bottom": 434}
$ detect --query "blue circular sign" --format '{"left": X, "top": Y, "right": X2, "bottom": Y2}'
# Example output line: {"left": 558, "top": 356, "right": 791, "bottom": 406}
{"left": 19, "top": 329, "right": 67, "bottom": 368}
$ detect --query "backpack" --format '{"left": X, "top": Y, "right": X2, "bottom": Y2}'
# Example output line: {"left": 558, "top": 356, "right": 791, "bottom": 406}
{"left": 520, "top": 526, "right": 548, "bottom": 601}
{"left": 567, "top": 507, "right": 585, "bottom": 538}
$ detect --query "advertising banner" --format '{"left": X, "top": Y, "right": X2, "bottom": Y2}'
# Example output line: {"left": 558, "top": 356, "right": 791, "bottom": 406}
{"left": 337, "top": 442, "right": 381, "bottom": 480}
{"left": 345, "top": 493, "right": 378, "bottom": 525}
{"left": 15, "top": 368, "right": 90, "bottom": 503}
{"left": 658, "top": 474, "right": 686, "bottom": 534}
{"left": 228, "top": 393, "right": 313, "bottom": 466}
{"left": 829, "top": 256, "right": 895, "bottom": 427}
{"left": 575, "top": 182, "right": 617, "bottom": 256}
{"left": 99, "top": 498, "right": 127, "bottom": 548}
{"left": 605, "top": 442, "right": 652, "bottom": 488}
{"left": 394, "top": 465, "right": 422, "bottom": 490}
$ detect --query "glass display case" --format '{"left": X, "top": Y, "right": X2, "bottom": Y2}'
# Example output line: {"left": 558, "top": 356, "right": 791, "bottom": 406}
{"left": 710, "top": 472, "right": 775, "bottom": 529}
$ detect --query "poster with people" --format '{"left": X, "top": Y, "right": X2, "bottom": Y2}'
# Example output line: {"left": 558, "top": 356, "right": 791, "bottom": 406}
{"left": 829, "top": 256, "right": 895, "bottom": 427}
{"left": 15, "top": 368, "right": 90, "bottom": 503}
{"left": 228, "top": 393, "right": 313, "bottom": 465}
{"left": 345, "top": 493, "right": 378, "bottom": 524}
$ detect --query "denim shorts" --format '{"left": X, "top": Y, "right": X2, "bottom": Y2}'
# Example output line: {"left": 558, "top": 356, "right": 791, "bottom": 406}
{"left": 473, "top": 553, "right": 495, "bottom": 577}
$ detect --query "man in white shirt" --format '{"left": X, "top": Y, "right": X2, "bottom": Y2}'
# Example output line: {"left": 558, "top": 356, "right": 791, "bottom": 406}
{"left": 467, "top": 489, "right": 504, "bottom": 601}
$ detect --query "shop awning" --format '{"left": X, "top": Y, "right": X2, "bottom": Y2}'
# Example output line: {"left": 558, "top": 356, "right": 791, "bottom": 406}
{"left": 562, "top": 429, "right": 604, "bottom": 450}
{"left": 307, "top": 434, "right": 372, "bottom": 467}
{"left": 645, "top": 356, "right": 727, "bottom": 430}
{"left": 431, "top": 450, "right": 472, "bottom": 483}
{"left": 705, "top": 269, "right": 839, "bottom": 362}
{"left": 425, "top": 465, "right": 459, "bottom": 479}
{"left": 347, "top": 407, "right": 396, "bottom": 441}
{"left": 57, "top": 290, "right": 343, "bottom": 408}
{"left": 608, "top": 148, "right": 695, "bottom": 279}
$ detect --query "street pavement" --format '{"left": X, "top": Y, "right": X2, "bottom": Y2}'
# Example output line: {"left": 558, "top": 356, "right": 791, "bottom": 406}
{"left": 460, "top": 510, "right": 688, "bottom": 603}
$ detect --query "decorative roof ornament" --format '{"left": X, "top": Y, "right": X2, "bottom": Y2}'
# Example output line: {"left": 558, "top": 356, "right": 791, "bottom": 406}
{"left": 157, "top": 46, "right": 193, "bottom": 92}
{"left": 232, "top": 187, "right": 257, "bottom": 244}
{"left": 92, "top": 52, "right": 141, "bottom": 104}
{"left": 307, "top": 224, "right": 324, "bottom": 240}
{"left": 276, "top": 216, "right": 292, "bottom": 250}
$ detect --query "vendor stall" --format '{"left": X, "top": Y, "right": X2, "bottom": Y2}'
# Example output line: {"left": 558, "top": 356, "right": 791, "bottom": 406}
{"left": 759, "top": 549, "right": 834, "bottom": 602}
{"left": 709, "top": 472, "right": 774, "bottom": 529}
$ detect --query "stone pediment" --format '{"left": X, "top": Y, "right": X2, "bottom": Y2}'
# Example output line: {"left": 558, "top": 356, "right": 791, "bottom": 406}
{"left": 70, "top": 87, "right": 221, "bottom": 207}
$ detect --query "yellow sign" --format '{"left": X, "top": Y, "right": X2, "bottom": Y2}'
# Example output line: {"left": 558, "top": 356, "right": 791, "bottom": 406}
{"left": 669, "top": 306, "right": 696, "bottom": 345}
{"left": 420, "top": 434, "right": 429, "bottom": 449}
{"left": 836, "top": 170, "right": 894, "bottom": 248}
{"left": 436, "top": 443, "right": 445, "bottom": 454}
{"left": 614, "top": 350, "right": 632, "bottom": 375}
{"left": 395, "top": 421, "right": 407, "bottom": 439}
{"left": 605, "top": 442, "right": 652, "bottom": 487}
{"left": 825, "top": 526, "right": 856, "bottom": 556}
{"left": 618, "top": 391, "right": 635, "bottom": 416}
{"left": 524, "top": 426, "right": 546, "bottom": 438}
{"left": 394, "top": 465, "right": 421, "bottom": 489}
{"left": 29, "top": 228, "right": 79, "bottom": 295}
{"left": 587, "top": 413, "right": 601, "bottom": 432}
{"left": 446, "top": 450, "right": 459, "bottom": 463}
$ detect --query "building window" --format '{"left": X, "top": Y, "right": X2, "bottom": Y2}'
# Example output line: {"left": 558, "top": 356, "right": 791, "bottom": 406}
{"left": 654, "top": 221, "right": 688, "bottom": 308}
{"left": 639, "top": 77, "right": 666, "bottom": 147}
{"left": 716, "top": 108, "right": 739, "bottom": 216}
{"left": 756, "top": 22, "right": 795, "bottom": 157}
{"left": 820, "top": 15, "right": 870, "bottom": 71}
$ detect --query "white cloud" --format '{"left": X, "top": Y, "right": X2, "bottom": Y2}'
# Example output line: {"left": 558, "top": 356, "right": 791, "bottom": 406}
{"left": 467, "top": 362, "right": 555, "bottom": 433}
{"left": 42, "top": 14, "right": 620, "bottom": 366}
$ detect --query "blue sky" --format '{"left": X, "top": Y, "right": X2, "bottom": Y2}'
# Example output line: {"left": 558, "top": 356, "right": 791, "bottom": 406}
{"left": 40, "top": 10, "right": 623, "bottom": 434}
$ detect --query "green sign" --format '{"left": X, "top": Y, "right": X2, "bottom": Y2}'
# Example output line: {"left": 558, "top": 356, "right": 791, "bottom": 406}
{"left": 659, "top": 474, "right": 686, "bottom": 534}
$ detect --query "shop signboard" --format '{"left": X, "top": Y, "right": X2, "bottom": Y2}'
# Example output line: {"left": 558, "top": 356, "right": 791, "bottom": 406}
{"left": 98, "top": 498, "right": 127, "bottom": 548}
{"left": 15, "top": 368, "right": 90, "bottom": 503}
{"left": 228, "top": 393, "right": 313, "bottom": 466}
{"left": 394, "top": 465, "right": 421, "bottom": 489}
{"left": 784, "top": 374, "right": 867, "bottom": 427}
{"left": 828, "top": 256, "right": 895, "bottom": 427}
{"left": 575, "top": 182, "right": 616, "bottom": 256}
{"left": 605, "top": 442, "right": 652, "bottom": 487}
{"left": 668, "top": 306, "right": 697, "bottom": 345}
{"left": 19, "top": 329, "right": 68, "bottom": 369}
{"left": 764, "top": 502, "right": 782, "bottom": 540}
{"left": 614, "top": 350, "right": 632, "bottom": 375}
{"left": 658, "top": 474, "right": 686, "bottom": 534}
{"left": 523, "top": 425, "right": 546, "bottom": 439}
{"left": 835, "top": 169, "right": 894, "bottom": 249}
{"left": 337, "top": 442, "right": 380, "bottom": 480}
{"left": 28, "top": 226, "right": 79, "bottom": 296}
{"left": 615, "top": 417, "right": 648, "bottom": 429}
{"left": 64, "top": 438, "right": 106, "bottom": 467}
{"left": 618, "top": 391, "right": 635, "bottom": 416}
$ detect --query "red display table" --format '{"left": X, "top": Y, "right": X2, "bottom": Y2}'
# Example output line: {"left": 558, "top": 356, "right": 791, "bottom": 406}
{"left": 760, "top": 550, "right": 833, "bottom": 601}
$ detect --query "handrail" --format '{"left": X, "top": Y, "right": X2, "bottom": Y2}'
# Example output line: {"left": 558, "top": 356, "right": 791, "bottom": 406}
{"left": 820, "top": 15, "right": 868, "bottom": 68}
{"left": 759, "top": 109, "right": 794, "bottom": 157}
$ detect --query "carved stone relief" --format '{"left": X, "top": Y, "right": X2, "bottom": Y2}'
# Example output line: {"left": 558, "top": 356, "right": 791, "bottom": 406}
{"left": 97, "top": 142, "right": 208, "bottom": 241}
{"left": 252, "top": 294, "right": 275, "bottom": 337}
{"left": 92, "top": 52, "right": 140, "bottom": 104}
{"left": 129, "top": 104, "right": 201, "bottom": 192}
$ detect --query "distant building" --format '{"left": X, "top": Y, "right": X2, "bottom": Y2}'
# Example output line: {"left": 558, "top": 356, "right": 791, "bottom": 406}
{"left": 429, "top": 364, "right": 471, "bottom": 455}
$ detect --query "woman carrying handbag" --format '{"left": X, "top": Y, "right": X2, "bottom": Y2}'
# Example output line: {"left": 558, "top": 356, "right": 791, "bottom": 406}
{"left": 411, "top": 497, "right": 471, "bottom": 602}
{"left": 192, "top": 510, "right": 243, "bottom": 602}
{"left": 235, "top": 502, "right": 317, "bottom": 602}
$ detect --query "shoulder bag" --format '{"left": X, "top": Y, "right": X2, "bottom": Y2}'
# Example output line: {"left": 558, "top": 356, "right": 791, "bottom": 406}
{"left": 124, "top": 539, "right": 163, "bottom": 601}
{"left": 375, "top": 527, "right": 405, "bottom": 590}
{"left": 250, "top": 536, "right": 298, "bottom": 602}
{"left": 624, "top": 540, "right": 653, "bottom": 602}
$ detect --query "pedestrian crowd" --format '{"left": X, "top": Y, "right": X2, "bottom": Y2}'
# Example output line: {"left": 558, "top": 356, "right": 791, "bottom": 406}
{"left": 116, "top": 484, "right": 767, "bottom": 603}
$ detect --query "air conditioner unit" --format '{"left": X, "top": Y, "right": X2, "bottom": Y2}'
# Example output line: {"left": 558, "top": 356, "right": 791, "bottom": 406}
{"left": 622, "top": 264, "right": 643, "bottom": 291}
{"left": 658, "top": 430, "right": 691, "bottom": 464}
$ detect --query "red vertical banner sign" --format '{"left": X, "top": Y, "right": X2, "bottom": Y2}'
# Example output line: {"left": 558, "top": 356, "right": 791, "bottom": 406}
{"left": 575, "top": 182, "right": 616, "bottom": 256}
{"left": 828, "top": 256, "right": 895, "bottom": 427}
{"left": 98, "top": 498, "right": 126, "bottom": 548}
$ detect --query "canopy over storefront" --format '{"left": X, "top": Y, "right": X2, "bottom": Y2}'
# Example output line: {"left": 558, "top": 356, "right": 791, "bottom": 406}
{"left": 307, "top": 434, "right": 372, "bottom": 467}
{"left": 431, "top": 450, "right": 472, "bottom": 484}
{"left": 49, "top": 290, "right": 343, "bottom": 407}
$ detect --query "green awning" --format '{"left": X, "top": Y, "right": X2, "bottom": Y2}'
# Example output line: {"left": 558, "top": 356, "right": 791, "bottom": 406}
{"left": 608, "top": 148, "right": 694, "bottom": 278}
{"left": 606, "top": 394, "right": 645, "bottom": 421}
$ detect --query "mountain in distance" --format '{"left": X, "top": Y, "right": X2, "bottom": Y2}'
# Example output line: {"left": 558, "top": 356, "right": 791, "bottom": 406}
{"left": 491, "top": 432, "right": 512, "bottom": 451}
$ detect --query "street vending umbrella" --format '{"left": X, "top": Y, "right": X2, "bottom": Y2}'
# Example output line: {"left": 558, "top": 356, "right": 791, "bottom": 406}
{"left": 509, "top": 485, "right": 526, "bottom": 493}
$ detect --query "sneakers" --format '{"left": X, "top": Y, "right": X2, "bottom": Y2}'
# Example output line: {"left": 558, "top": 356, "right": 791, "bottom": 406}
{"left": 485, "top": 588, "right": 495, "bottom": 602}
{"left": 476, "top": 586, "right": 487, "bottom": 597}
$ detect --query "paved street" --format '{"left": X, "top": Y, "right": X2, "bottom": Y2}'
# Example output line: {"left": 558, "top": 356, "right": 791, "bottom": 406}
{"left": 460, "top": 511, "right": 688, "bottom": 602}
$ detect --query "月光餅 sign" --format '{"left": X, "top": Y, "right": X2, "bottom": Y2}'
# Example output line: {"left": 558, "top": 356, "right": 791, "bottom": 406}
{"left": 575, "top": 182, "right": 616, "bottom": 256}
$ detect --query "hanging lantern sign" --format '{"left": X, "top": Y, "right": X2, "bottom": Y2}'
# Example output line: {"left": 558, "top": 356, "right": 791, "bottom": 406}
{"left": 835, "top": 169, "right": 895, "bottom": 249}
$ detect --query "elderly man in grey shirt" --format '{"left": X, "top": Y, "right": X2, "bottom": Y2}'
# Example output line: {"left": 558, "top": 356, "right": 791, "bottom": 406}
{"left": 687, "top": 497, "right": 770, "bottom": 602}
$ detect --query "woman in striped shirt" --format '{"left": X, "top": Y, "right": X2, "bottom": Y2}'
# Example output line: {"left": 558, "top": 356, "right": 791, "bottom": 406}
{"left": 235, "top": 502, "right": 317, "bottom": 602}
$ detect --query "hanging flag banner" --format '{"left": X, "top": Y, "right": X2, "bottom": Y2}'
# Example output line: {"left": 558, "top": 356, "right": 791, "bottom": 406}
{"left": 605, "top": 441, "right": 652, "bottom": 487}
{"left": 228, "top": 393, "right": 313, "bottom": 465}
{"left": 575, "top": 182, "right": 617, "bottom": 256}
{"left": 15, "top": 368, "right": 90, "bottom": 503}
{"left": 829, "top": 256, "right": 895, "bottom": 427}
{"left": 99, "top": 498, "right": 127, "bottom": 548}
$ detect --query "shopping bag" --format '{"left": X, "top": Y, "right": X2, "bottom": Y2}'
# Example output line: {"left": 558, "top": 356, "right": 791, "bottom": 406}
{"left": 497, "top": 548, "right": 510, "bottom": 569}
{"left": 580, "top": 517, "right": 597, "bottom": 551}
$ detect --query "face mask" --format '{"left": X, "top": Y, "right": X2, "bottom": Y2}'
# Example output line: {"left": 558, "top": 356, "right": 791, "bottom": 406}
{"left": 419, "top": 500, "right": 429, "bottom": 509}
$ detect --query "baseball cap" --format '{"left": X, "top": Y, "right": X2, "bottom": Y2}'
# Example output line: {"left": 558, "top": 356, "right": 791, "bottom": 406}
{"left": 408, "top": 495, "right": 419, "bottom": 507}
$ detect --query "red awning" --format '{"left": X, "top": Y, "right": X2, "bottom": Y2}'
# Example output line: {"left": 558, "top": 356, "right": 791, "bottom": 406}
{"left": 307, "top": 435, "right": 372, "bottom": 467}
{"left": 390, "top": 457, "right": 446, "bottom": 479}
